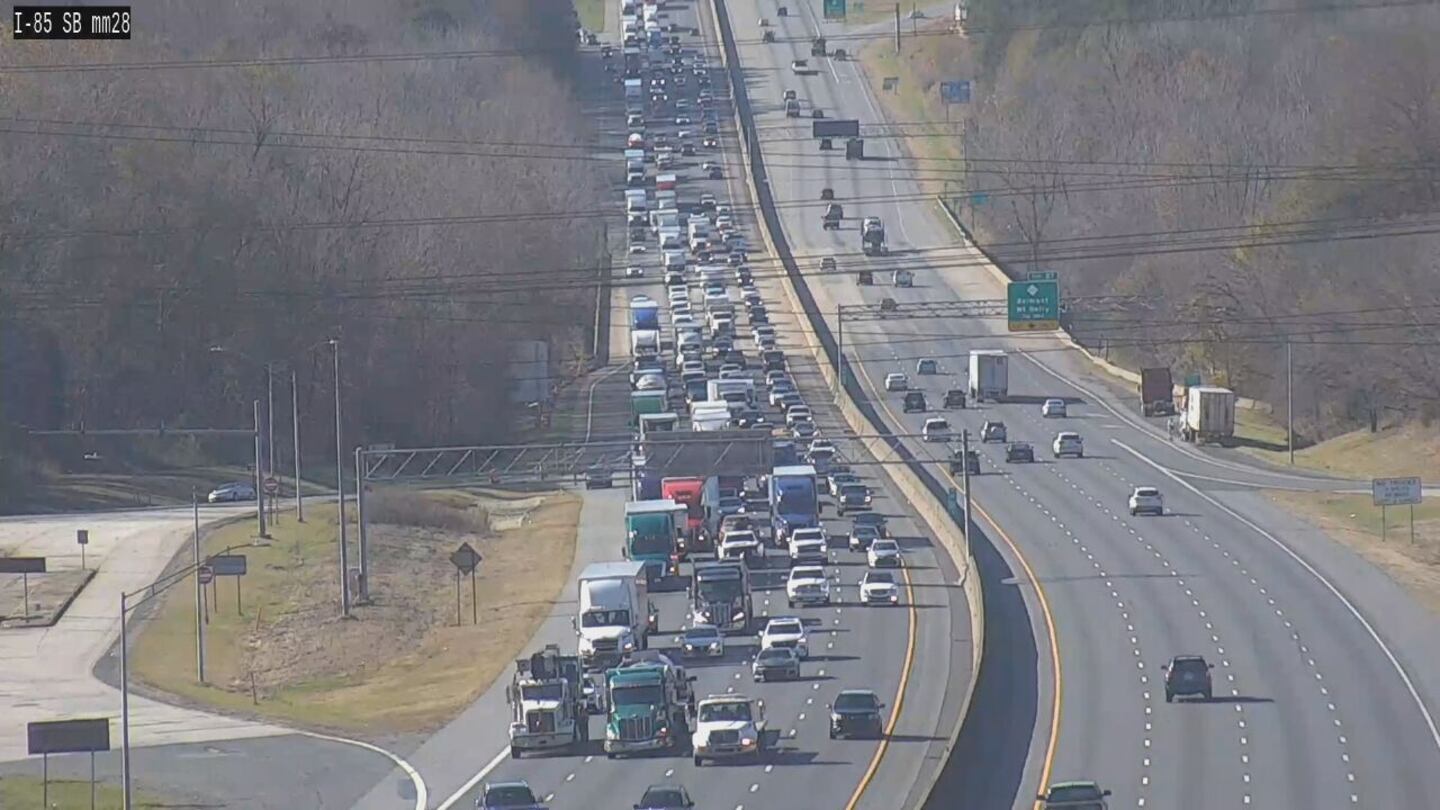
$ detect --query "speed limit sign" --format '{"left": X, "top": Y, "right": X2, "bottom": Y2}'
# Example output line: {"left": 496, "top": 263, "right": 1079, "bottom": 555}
{"left": 262, "top": 476, "right": 280, "bottom": 495}
{"left": 198, "top": 565, "right": 214, "bottom": 585}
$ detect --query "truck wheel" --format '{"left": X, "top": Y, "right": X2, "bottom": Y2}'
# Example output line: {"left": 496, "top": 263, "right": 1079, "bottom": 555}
{"left": 606, "top": 751, "right": 617, "bottom": 760}
{"left": 1165, "top": 692, "right": 1174, "bottom": 703}
{"left": 511, "top": 745, "right": 521, "bottom": 759}
{"left": 693, "top": 756, "right": 704, "bottom": 767}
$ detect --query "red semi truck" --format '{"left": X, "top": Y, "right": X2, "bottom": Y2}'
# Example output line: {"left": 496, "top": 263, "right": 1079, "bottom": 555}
{"left": 661, "top": 477, "right": 708, "bottom": 558}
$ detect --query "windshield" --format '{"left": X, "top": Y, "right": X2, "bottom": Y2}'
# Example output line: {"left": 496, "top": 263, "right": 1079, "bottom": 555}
{"left": 612, "top": 684, "right": 664, "bottom": 706}
{"left": 866, "top": 572, "right": 895, "bottom": 585}
{"left": 640, "top": 788, "right": 687, "bottom": 807}
{"left": 758, "top": 649, "right": 792, "bottom": 663}
{"left": 768, "top": 621, "right": 802, "bottom": 635}
{"left": 697, "top": 578, "right": 742, "bottom": 603}
{"left": 630, "top": 532, "right": 673, "bottom": 556}
{"left": 519, "top": 682, "right": 564, "bottom": 701}
{"left": 775, "top": 482, "right": 817, "bottom": 516}
{"left": 834, "top": 692, "right": 878, "bottom": 711}
{"left": 723, "top": 531, "right": 757, "bottom": 545}
{"left": 581, "top": 609, "right": 630, "bottom": 628}
{"left": 684, "top": 628, "right": 719, "bottom": 642}
{"left": 873, "top": 541, "right": 898, "bottom": 553}
{"left": 699, "top": 702, "right": 752, "bottom": 722}
{"left": 1047, "top": 785, "right": 1103, "bottom": 803}
{"left": 484, "top": 785, "right": 537, "bottom": 806}
{"left": 841, "top": 484, "right": 867, "bottom": 497}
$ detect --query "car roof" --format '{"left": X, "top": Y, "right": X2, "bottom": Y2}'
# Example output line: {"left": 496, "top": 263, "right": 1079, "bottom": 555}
{"left": 486, "top": 779, "right": 532, "bottom": 789}
{"left": 767, "top": 616, "right": 803, "bottom": 627}
{"left": 1172, "top": 654, "right": 1207, "bottom": 663}
{"left": 1058, "top": 432, "right": 1081, "bottom": 439}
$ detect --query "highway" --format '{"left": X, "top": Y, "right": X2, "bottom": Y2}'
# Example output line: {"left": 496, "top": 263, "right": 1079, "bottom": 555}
{"left": 349, "top": 2, "right": 974, "bottom": 809}
{"left": 728, "top": 1, "right": 1440, "bottom": 807}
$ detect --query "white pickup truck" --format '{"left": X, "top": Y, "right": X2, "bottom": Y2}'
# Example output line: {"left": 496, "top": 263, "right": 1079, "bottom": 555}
{"left": 692, "top": 694, "right": 768, "bottom": 765}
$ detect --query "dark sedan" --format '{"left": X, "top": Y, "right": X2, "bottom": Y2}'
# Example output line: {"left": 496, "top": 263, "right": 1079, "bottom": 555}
{"left": 752, "top": 647, "right": 802, "bottom": 681}
{"left": 836, "top": 483, "right": 872, "bottom": 515}
{"left": 1005, "top": 442, "right": 1035, "bottom": 463}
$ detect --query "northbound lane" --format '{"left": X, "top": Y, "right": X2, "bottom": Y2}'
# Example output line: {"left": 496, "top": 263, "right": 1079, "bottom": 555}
{"left": 728, "top": 3, "right": 1440, "bottom": 807}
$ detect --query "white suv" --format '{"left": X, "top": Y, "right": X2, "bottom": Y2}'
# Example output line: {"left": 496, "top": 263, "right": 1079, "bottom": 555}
{"left": 692, "top": 695, "right": 767, "bottom": 765}
{"left": 922, "top": 417, "right": 951, "bottom": 443}
{"left": 1052, "top": 432, "right": 1084, "bottom": 458}
{"left": 1128, "top": 487, "right": 1164, "bottom": 516}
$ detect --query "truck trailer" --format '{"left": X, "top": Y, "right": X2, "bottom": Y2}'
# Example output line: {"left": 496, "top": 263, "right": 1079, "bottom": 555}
{"left": 576, "top": 561, "right": 654, "bottom": 670}
{"left": 1181, "top": 385, "right": 1236, "bottom": 444}
{"left": 968, "top": 349, "right": 1009, "bottom": 402}
{"left": 1139, "top": 367, "right": 1176, "bottom": 416}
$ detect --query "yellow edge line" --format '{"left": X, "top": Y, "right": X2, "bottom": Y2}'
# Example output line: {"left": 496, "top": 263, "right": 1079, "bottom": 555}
{"left": 851, "top": 361, "right": 1064, "bottom": 810}
{"left": 843, "top": 561, "right": 919, "bottom": 810}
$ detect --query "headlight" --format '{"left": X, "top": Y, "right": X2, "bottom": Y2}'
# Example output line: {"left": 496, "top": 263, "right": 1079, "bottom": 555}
{"left": 624, "top": 640, "right": 636, "bottom": 651}
{"left": 831, "top": 713, "right": 842, "bottom": 722}
{"left": 710, "top": 641, "right": 721, "bottom": 650}
{"left": 732, "top": 611, "right": 746, "bottom": 621}
{"left": 741, "top": 737, "right": 755, "bottom": 747}
{"left": 510, "top": 722, "right": 525, "bottom": 733}
{"left": 684, "top": 643, "right": 694, "bottom": 651}
{"left": 890, "top": 594, "right": 899, "bottom": 602}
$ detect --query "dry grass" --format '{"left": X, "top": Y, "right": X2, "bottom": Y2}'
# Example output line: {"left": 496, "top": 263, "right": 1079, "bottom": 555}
{"left": 130, "top": 488, "right": 580, "bottom": 736}
{"left": 1270, "top": 491, "right": 1440, "bottom": 615}
{"left": 0, "top": 776, "right": 163, "bottom": 809}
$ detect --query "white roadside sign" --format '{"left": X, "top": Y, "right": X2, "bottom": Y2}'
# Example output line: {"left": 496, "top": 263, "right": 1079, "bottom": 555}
{"left": 1372, "top": 476, "right": 1422, "bottom": 507}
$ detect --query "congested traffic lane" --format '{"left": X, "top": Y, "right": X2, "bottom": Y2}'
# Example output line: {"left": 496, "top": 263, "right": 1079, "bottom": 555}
{"left": 441, "top": 1, "right": 969, "bottom": 809}
{"left": 728, "top": 1, "right": 1440, "bottom": 807}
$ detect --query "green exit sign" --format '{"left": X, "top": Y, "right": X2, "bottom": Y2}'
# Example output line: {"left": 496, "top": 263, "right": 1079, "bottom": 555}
{"left": 1008, "top": 279, "right": 1059, "bottom": 332}
{"left": 823, "top": 0, "right": 847, "bottom": 19}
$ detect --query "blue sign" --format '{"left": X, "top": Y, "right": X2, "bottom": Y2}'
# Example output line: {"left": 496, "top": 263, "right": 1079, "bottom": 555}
{"left": 824, "top": 0, "right": 847, "bottom": 19}
{"left": 940, "top": 80, "right": 972, "bottom": 104}
{"left": 1008, "top": 279, "right": 1060, "bottom": 332}
{"left": 969, "top": 192, "right": 990, "bottom": 206}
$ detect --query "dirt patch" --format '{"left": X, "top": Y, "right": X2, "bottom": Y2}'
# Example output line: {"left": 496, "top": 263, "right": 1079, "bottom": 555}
{"left": 130, "top": 488, "right": 580, "bottom": 736}
{"left": 1270, "top": 491, "right": 1440, "bottom": 615}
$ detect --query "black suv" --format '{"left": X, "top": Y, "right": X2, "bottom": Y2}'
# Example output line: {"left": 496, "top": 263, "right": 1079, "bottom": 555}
{"left": 944, "top": 389, "right": 967, "bottom": 409}
{"left": 1164, "top": 655, "right": 1214, "bottom": 702}
{"left": 829, "top": 689, "right": 884, "bottom": 739}
{"left": 1005, "top": 442, "right": 1035, "bottom": 463}
{"left": 981, "top": 420, "right": 1007, "bottom": 443}
{"left": 902, "top": 391, "right": 926, "bottom": 413}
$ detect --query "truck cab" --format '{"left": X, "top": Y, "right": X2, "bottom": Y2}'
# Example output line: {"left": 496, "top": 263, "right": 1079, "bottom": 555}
{"left": 604, "top": 653, "right": 697, "bottom": 758}
{"left": 692, "top": 694, "right": 767, "bottom": 765}
{"left": 506, "top": 645, "right": 588, "bottom": 758}
{"left": 691, "top": 560, "right": 752, "bottom": 632}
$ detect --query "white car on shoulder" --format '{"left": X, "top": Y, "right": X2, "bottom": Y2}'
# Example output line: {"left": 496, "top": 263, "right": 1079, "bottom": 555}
{"left": 1129, "top": 486, "right": 1164, "bottom": 516}
{"left": 867, "top": 538, "right": 902, "bottom": 568}
{"left": 859, "top": 570, "right": 900, "bottom": 605}
{"left": 786, "top": 566, "right": 831, "bottom": 607}
{"left": 758, "top": 617, "right": 809, "bottom": 658}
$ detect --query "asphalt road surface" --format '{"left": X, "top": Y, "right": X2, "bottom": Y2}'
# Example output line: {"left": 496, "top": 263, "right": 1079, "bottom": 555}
{"left": 351, "top": 2, "right": 972, "bottom": 809}
{"left": 730, "top": 1, "right": 1440, "bottom": 808}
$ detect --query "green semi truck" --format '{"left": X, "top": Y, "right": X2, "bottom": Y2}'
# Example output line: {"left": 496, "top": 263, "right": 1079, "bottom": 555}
{"left": 603, "top": 651, "right": 696, "bottom": 758}
{"left": 624, "top": 499, "right": 682, "bottom": 582}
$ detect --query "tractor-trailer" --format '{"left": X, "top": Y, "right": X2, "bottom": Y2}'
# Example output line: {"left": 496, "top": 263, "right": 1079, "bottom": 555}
{"left": 631, "top": 300, "right": 660, "bottom": 331}
{"left": 1181, "top": 386, "right": 1236, "bottom": 444}
{"left": 968, "top": 350, "right": 1009, "bottom": 402}
{"left": 769, "top": 464, "right": 819, "bottom": 545}
{"left": 1139, "top": 367, "right": 1177, "bottom": 416}
{"left": 624, "top": 499, "right": 681, "bottom": 581}
{"left": 576, "top": 561, "right": 652, "bottom": 670}
{"left": 661, "top": 477, "right": 709, "bottom": 556}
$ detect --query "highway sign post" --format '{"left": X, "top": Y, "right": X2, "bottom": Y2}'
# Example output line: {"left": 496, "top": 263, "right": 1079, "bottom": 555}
{"left": 0, "top": 557, "right": 47, "bottom": 621}
{"left": 28, "top": 717, "right": 111, "bottom": 810}
{"left": 449, "top": 542, "right": 483, "bottom": 625}
{"left": 262, "top": 476, "right": 280, "bottom": 496}
{"left": 1008, "top": 279, "right": 1060, "bottom": 331}
{"left": 939, "top": 80, "right": 971, "bottom": 104}
{"left": 823, "top": 0, "right": 847, "bottom": 19}
{"left": 77, "top": 529, "right": 89, "bottom": 570}
{"left": 1372, "top": 476, "right": 1423, "bottom": 543}
{"left": 208, "top": 554, "right": 248, "bottom": 614}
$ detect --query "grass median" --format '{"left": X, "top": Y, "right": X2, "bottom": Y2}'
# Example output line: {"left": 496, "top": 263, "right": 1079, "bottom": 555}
{"left": 130, "top": 488, "right": 580, "bottom": 736}
{"left": 0, "top": 776, "right": 162, "bottom": 809}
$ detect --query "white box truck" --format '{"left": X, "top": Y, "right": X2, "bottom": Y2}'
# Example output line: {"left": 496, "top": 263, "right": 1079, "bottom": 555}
{"left": 631, "top": 329, "right": 660, "bottom": 357}
{"left": 1181, "top": 386, "right": 1236, "bottom": 444}
{"left": 968, "top": 349, "right": 1009, "bottom": 402}
{"left": 575, "top": 560, "right": 652, "bottom": 670}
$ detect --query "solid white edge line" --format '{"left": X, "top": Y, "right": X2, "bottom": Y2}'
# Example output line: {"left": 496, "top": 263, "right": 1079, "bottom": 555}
{"left": 436, "top": 745, "right": 511, "bottom": 810}
{"left": 1110, "top": 437, "right": 1440, "bottom": 754}
{"left": 297, "top": 730, "right": 428, "bottom": 810}
{"left": 1019, "top": 350, "right": 1361, "bottom": 488}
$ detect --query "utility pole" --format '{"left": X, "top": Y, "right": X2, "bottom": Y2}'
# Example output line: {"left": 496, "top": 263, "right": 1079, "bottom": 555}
{"left": 193, "top": 490, "right": 205, "bottom": 685}
{"left": 355, "top": 446, "right": 369, "bottom": 603}
{"left": 292, "top": 369, "right": 304, "bottom": 522}
{"left": 895, "top": 4, "right": 901, "bottom": 54}
{"left": 333, "top": 339, "right": 350, "bottom": 617}
{"left": 253, "top": 400, "right": 267, "bottom": 538}
{"left": 266, "top": 365, "right": 275, "bottom": 477}
{"left": 961, "top": 429, "right": 972, "bottom": 559}
{"left": 1287, "top": 340, "right": 1295, "bottom": 465}
{"left": 119, "top": 593, "right": 132, "bottom": 810}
